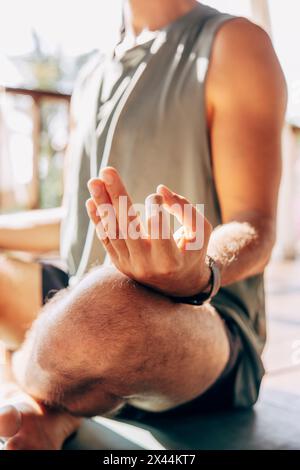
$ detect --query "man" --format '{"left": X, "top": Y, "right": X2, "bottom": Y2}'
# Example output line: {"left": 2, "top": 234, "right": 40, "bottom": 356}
{"left": 0, "top": 0, "right": 286, "bottom": 450}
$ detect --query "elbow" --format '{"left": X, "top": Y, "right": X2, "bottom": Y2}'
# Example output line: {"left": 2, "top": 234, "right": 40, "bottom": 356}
{"left": 255, "top": 220, "right": 277, "bottom": 273}
{"left": 258, "top": 250, "right": 273, "bottom": 273}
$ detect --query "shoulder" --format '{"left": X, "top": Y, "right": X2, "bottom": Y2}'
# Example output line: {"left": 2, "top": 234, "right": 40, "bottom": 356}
{"left": 212, "top": 17, "right": 272, "bottom": 58}
{"left": 207, "top": 18, "right": 287, "bottom": 113}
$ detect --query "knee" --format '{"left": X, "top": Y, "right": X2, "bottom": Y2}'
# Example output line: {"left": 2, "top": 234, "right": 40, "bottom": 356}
{"left": 57, "top": 266, "right": 154, "bottom": 360}
{"left": 28, "top": 266, "right": 166, "bottom": 404}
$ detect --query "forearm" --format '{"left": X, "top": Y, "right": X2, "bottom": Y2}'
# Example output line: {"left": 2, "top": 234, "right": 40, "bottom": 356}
{"left": 0, "top": 207, "right": 64, "bottom": 253}
{"left": 208, "top": 213, "right": 276, "bottom": 286}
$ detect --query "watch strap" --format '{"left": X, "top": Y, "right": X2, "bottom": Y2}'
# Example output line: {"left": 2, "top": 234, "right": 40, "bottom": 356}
{"left": 208, "top": 256, "right": 221, "bottom": 299}
{"left": 173, "top": 256, "right": 221, "bottom": 306}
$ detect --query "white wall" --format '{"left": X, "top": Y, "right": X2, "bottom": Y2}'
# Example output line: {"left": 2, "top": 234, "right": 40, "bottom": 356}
{"left": 201, "top": 0, "right": 252, "bottom": 17}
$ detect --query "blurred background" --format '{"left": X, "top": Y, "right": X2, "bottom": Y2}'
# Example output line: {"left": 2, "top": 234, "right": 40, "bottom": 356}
{"left": 0, "top": 1, "right": 299, "bottom": 396}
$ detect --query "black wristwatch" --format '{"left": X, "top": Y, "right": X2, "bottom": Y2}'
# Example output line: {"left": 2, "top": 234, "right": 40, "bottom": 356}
{"left": 173, "top": 256, "right": 221, "bottom": 306}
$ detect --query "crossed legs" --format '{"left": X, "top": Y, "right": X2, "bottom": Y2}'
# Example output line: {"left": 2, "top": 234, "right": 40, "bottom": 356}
{"left": 0, "top": 255, "right": 80, "bottom": 449}
{"left": 0, "top": 259, "right": 230, "bottom": 449}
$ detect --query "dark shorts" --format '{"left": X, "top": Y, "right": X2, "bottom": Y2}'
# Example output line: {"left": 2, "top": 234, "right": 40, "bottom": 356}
{"left": 41, "top": 263, "right": 243, "bottom": 417}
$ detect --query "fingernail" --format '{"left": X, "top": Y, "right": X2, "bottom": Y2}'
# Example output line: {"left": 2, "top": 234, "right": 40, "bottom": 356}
{"left": 100, "top": 170, "right": 114, "bottom": 186}
{"left": 85, "top": 199, "right": 94, "bottom": 212}
{"left": 157, "top": 185, "right": 172, "bottom": 196}
{"left": 88, "top": 180, "right": 102, "bottom": 198}
{"left": 0, "top": 405, "right": 13, "bottom": 416}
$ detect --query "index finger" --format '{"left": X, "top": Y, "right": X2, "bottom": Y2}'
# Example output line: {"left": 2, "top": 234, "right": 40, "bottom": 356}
{"left": 100, "top": 167, "right": 147, "bottom": 245}
{"left": 157, "top": 185, "right": 203, "bottom": 237}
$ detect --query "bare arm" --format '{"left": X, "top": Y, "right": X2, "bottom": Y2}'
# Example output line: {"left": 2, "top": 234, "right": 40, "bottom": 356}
{"left": 0, "top": 89, "right": 80, "bottom": 255}
{"left": 205, "top": 18, "right": 287, "bottom": 285}
{"left": 0, "top": 207, "right": 64, "bottom": 253}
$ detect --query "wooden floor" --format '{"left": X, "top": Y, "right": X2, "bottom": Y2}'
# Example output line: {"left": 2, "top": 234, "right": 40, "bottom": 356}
{"left": 263, "top": 259, "right": 300, "bottom": 395}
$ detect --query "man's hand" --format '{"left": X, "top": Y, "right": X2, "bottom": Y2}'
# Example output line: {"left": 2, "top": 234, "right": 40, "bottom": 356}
{"left": 86, "top": 167, "right": 212, "bottom": 297}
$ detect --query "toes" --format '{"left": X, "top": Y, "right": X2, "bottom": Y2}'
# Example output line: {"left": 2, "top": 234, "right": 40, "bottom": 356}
{"left": 4, "top": 433, "right": 42, "bottom": 451}
{"left": 0, "top": 405, "right": 22, "bottom": 438}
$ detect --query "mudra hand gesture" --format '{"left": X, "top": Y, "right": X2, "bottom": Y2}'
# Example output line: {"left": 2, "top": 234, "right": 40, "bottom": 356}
{"left": 86, "top": 167, "right": 212, "bottom": 297}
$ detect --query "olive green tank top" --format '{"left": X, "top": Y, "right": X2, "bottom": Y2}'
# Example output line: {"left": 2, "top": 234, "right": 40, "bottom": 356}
{"left": 61, "top": 3, "right": 265, "bottom": 407}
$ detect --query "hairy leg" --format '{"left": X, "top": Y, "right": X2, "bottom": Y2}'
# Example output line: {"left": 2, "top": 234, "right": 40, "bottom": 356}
{"left": 14, "top": 266, "right": 230, "bottom": 417}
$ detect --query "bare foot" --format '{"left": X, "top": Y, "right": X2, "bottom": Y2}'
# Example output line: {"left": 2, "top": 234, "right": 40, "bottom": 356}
{"left": 0, "top": 385, "right": 80, "bottom": 450}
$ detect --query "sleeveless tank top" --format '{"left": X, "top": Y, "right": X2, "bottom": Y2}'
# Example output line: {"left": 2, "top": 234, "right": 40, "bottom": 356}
{"left": 60, "top": 3, "right": 265, "bottom": 407}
